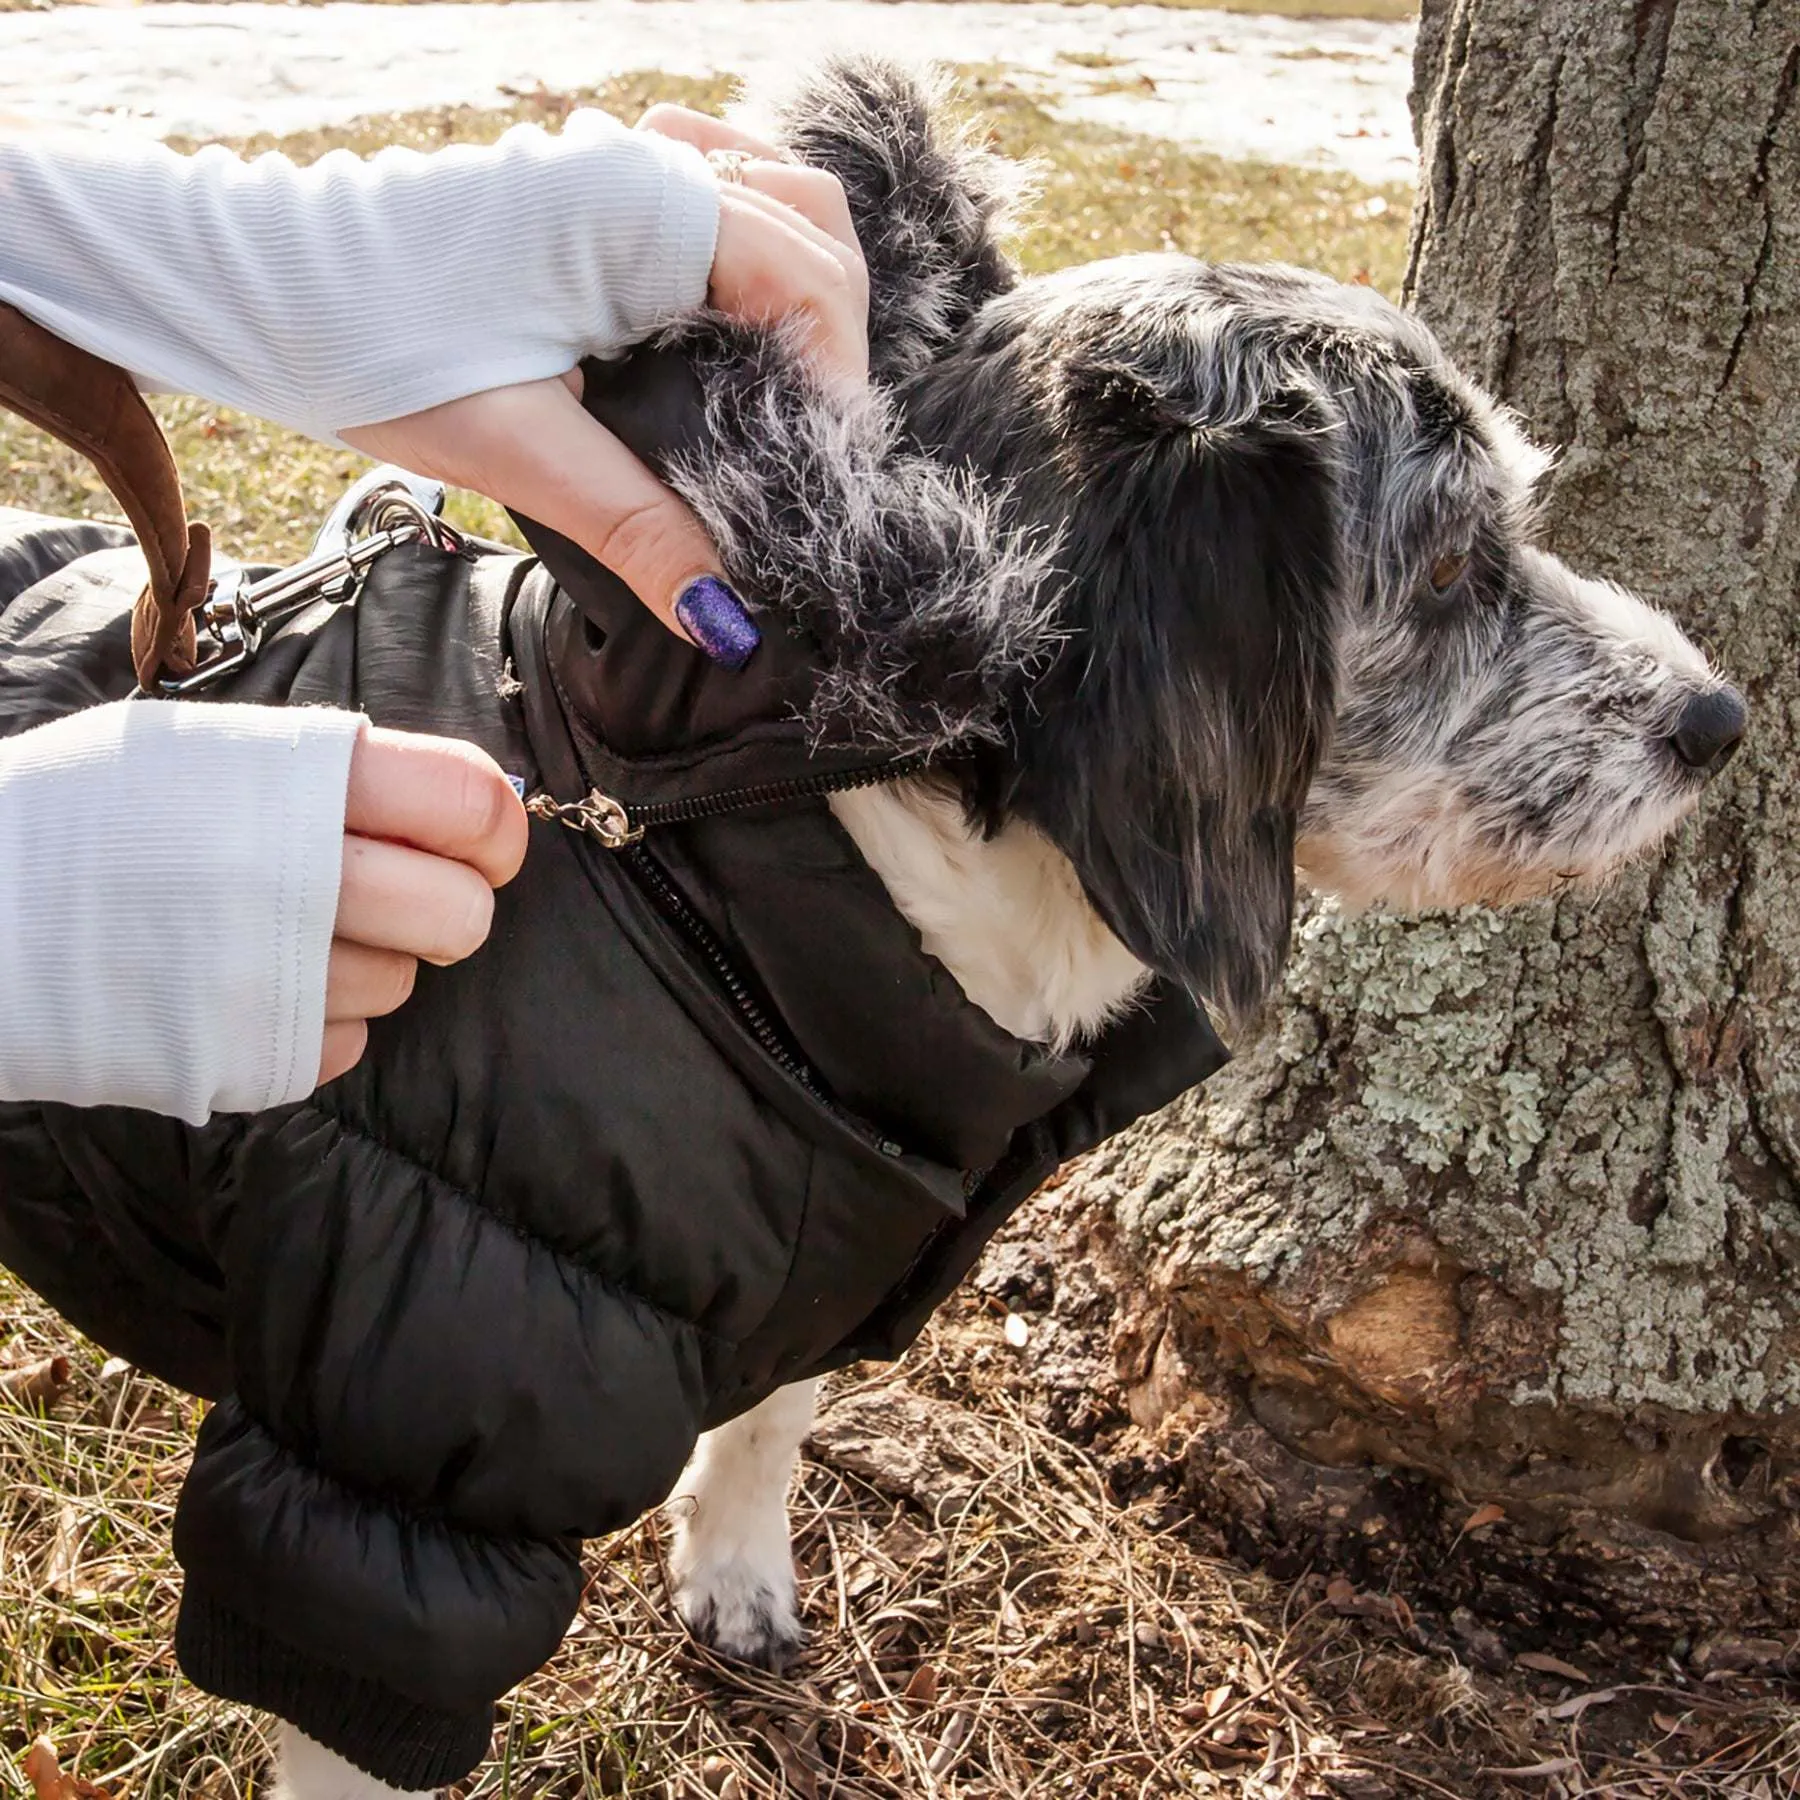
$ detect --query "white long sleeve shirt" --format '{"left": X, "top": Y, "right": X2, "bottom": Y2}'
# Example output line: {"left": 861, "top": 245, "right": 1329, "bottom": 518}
{"left": 0, "top": 113, "right": 720, "bottom": 1119}
{"left": 0, "top": 699, "right": 364, "bottom": 1122}
{"left": 0, "top": 111, "right": 719, "bottom": 442}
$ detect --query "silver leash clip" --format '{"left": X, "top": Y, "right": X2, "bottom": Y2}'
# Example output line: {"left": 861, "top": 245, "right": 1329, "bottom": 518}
{"left": 158, "top": 466, "right": 463, "bottom": 695}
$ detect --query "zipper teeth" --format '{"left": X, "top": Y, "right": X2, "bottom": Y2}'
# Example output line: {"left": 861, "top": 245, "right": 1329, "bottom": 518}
{"left": 621, "top": 842, "right": 831, "bottom": 1103}
{"left": 553, "top": 751, "right": 926, "bottom": 1151}
{"left": 625, "top": 753, "right": 932, "bottom": 829}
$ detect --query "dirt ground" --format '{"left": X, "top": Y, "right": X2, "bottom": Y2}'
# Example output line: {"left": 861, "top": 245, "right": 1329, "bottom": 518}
{"left": 5, "top": 1173, "right": 1799, "bottom": 1799}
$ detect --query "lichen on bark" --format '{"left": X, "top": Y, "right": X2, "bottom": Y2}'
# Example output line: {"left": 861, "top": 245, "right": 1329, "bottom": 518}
{"left": 1083, "top": 0, "right": 1800, "bottom": 1620}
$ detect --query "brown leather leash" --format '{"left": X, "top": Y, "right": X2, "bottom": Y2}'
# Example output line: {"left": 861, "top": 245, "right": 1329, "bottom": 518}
{"left": 0, "top": 302, "right": 210, "bottom": 690}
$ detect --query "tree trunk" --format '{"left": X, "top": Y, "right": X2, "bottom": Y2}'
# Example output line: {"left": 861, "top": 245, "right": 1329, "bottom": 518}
{"left": 1079, "top": 0, "right": 1800, "bottom": 1645}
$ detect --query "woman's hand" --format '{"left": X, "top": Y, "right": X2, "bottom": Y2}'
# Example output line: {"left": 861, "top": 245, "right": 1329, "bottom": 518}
{"left": 319, "top": 728, "right": 528, "bottom": 1085}
{"left": 341, "top": 112, "right": 867, "bottom": 668}
{"left": 640, "top": 103, "right": 870, "bottom": 387}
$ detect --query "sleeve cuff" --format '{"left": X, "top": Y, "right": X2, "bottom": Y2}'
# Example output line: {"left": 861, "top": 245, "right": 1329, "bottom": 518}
{"left": 0, "top": 699, "right": 364, "bottom": 1122}
{"left": 564, "top": 110, "right": 721, "bottom": 349}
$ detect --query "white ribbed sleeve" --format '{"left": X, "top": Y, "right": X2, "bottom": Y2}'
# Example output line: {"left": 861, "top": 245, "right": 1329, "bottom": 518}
{"left": 0, "top": 700, "right": 363, "bottom": 1123}
{"left": 0, "top": 113, "right": 719, "bottom": 444}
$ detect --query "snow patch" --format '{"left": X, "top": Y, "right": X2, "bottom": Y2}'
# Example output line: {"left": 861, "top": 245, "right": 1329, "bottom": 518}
{"left": 0, "top": 0, "right": 1417, "bottom": 184}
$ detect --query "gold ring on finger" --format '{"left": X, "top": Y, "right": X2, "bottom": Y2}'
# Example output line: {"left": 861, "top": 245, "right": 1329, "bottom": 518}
{"left": 706, "top": 149, "right": 755, "bottom": 185}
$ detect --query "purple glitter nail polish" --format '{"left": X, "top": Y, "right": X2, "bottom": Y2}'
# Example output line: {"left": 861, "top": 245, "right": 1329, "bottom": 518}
{"left": 675, "top": 576, "right": 761, "bottom": 671}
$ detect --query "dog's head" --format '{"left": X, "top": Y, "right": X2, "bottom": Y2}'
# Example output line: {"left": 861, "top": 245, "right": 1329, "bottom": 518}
{"left": 893, "top": 252, "right": 1745, "bottom": 1021}
{"left": 1265, "top": 266, "right": 1746, "bottom": 915}
{"left": 741, "top": 61, "right": 1745, "bottom": 1025}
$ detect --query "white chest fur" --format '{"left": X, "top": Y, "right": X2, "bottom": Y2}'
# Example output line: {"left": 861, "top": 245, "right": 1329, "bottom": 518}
{"left": 827, "top": 779, "right": 1151, "bottom": 1053}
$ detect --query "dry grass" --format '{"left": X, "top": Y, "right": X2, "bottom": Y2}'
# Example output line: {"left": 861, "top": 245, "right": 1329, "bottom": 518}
{"left": 4, "top": 60, "right": 1794, "bottom": 1800}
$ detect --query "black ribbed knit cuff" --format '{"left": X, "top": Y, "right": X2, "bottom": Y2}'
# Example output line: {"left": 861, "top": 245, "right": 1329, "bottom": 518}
{"left": 176, "top": 1587, "right": 494, "bottom": 1791}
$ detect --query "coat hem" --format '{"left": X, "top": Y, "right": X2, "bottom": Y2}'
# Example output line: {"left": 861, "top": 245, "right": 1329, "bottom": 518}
{"left": 176, "top": 1587, "right": 494, "bottom": 1791}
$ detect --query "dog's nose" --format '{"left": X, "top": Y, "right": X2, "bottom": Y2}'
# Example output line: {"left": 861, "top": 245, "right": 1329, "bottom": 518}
{"left": 1670, "top": 685, "right": 1748, "bottom": 775}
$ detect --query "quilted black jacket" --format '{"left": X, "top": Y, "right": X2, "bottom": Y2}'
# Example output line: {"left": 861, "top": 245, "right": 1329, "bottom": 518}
{"left": 0, "top": 495, "right": 1225, "bottom": 1788}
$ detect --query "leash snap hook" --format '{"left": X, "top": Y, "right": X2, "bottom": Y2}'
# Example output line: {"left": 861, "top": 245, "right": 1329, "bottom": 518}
{"left": 155, "top": 468, "right": 462, "bottom": 696}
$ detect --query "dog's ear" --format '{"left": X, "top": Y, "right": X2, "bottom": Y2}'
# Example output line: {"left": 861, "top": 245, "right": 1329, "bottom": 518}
{"left": 993, "top": 352, "right": 1343, "bottom": 1028}
{"left": 760, "top": 57, "right": 1023, "bottom": 385}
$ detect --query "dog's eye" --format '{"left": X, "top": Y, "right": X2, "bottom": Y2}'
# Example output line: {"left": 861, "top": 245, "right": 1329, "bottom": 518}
{"left": 1429, "top": 551, "right": 1471, "bottom": 592}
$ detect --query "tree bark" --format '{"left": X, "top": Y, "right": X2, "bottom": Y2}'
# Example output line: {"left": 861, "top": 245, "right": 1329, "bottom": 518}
{"left": 1080, "top": 0, "right": 1800, "bottom": 1642}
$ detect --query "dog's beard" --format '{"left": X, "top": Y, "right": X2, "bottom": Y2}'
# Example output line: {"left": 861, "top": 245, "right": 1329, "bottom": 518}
{"left": 1296, "top": 730, "right": 1718, "bottom": 913}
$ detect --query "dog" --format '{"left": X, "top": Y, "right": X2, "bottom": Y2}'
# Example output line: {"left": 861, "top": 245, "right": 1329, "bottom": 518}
{"left": 253, "top": 57, "right": 1748, "bottom": 1800}
{"left": 654, "top": 62, "right": 1746, "bottom": 1717}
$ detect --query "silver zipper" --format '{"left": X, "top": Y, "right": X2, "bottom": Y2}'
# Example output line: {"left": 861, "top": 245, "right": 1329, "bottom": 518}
{"left": 523, "top": 789, "right": 644, "bottom": 848}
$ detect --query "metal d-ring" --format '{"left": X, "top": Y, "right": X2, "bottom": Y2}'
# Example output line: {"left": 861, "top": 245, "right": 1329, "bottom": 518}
{"left": 158, "top": 468, "right": 466, "bottom": 695}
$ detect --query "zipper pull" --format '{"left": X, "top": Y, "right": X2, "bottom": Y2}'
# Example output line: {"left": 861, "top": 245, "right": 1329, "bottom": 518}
{"left": 524, "top": 788, "right": 645, "bottom": 849}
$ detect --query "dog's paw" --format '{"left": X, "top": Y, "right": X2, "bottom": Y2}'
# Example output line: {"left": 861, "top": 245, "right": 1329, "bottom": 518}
{"left": 673, "top": 1551, "right": 806, "bottom": 1671}
{"left": 667, "top": 1381, "right": 818, "bottom": 1671}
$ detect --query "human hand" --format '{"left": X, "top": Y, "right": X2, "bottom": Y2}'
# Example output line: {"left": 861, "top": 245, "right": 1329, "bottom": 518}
{"left": 636, "top": 103, "right": 870, "bottom": 387}
{"left": 319, "top": 727, "right": 528, "bottom": 1086}
{"left": 341, "top": 117, "right": 867, "bottom": 669}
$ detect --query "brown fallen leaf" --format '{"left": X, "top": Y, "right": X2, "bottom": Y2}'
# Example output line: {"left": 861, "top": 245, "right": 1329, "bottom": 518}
{"left": 1515, "top": 1651, "right": 1591, "bottom": 1683}
{"left": 1547, "top": 1687, "right": 1618, "bottom": 1721}
{"left": 754, "top": 1722, "right": 818, "bottom": 1800}
{"left": 1, "top": 1355, "right": 72, "bottom": 1409}
{"left": 1690, "top": 1631, "right": 1792, "bottom": 1674}
{"left": 903, "top": 1662, "right": 940, "bottom": 1709}
{"left": 1324, "top": 1577, "right": 1414, "bottom": 1632}
{"left": 1463, "top": 1502, "right": 1507, "bottom": 1533}
{"left": 925, "top": 1708, "right": 974, "bottom": 1779}
{"left": 41, "top": 1504, "right": 84, "bottom": 1595}
{"left": 1191, "top": 1739, "right": 1263, "bottom": 1765}
{"left": 23, "top": 1737, "right": 121, "bottom": 1800}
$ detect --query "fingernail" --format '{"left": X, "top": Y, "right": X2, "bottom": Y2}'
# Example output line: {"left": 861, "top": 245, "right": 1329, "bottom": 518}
{"left": 675, "top": 576, "right": 761, "bottom": 671}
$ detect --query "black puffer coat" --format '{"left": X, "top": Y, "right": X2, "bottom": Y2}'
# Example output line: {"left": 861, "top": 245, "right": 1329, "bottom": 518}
{"left": 0, "top": 64, "right": 1229, "bottom": 1788}
{"left": 0, "top": 503, "right": 1223, "bottom": 1786}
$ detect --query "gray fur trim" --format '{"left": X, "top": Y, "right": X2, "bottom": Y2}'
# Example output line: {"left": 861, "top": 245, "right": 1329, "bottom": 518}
{"left": 662, "top": 320, "right": 1062, "bottom": 755}
{"left": 652, "top": 57, "right": 1058, "bottom": 754}
{"left": 763, "top": 56, "right": 1028, "bottom": 385}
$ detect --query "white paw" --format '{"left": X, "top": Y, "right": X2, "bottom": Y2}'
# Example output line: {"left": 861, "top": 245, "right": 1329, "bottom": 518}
{"left": 670, "top": 1521, "right": 805, "bottom": 1670}
{"left": 667, "top": 1381, "right": 818, "bottom": 1671}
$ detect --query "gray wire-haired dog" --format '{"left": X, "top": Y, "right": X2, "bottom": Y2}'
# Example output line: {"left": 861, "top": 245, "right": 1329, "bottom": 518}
{"left": 282, "top": 56, "right": 1744, "bottom": 1800}
{"left": 639, "top": 58, "right": 1746, "bottom": 1685}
